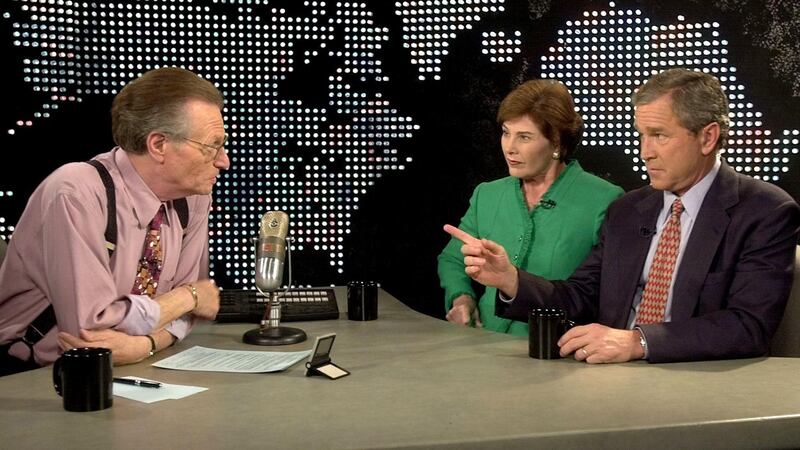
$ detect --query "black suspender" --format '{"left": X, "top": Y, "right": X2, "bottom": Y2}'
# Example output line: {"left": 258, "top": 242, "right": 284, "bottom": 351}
{"left": 22, "top": 305, "right": 56, "bottom": 348}
{"left": 1, "top": 303, "right": 57, "bottom": 367}
{"left": 87, "top": 160, "right": 118, "bottom": 255}
{"left": 86, "top": 160, "right": 189, "bottom": 257}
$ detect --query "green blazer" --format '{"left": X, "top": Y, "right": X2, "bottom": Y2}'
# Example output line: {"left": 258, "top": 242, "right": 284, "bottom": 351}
{"left": 438, "top": 161, "right": 624, "bottom": 336}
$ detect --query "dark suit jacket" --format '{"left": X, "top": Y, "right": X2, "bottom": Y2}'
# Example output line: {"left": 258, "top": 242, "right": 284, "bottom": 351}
{"left": 497, "top": 163, "right": 800, "bottom": 362}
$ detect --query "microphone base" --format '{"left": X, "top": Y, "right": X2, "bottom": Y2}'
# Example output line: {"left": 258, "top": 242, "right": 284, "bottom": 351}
{"left": 242, "top": 326, "right": 307, "bottom": 346}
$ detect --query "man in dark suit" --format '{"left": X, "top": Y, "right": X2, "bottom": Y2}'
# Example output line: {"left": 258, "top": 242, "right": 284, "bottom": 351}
{"left": 445, "top": 68, "right": 800, "bottom": 363}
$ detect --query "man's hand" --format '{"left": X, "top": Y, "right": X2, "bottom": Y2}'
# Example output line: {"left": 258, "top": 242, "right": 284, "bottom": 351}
{"left": 155, "top": 279, "right": 220, "bottom": 326}
{"left": 190, "top": 279, "right": 220, "bottom": 320}
{"left": 57, "top": 329, "right": 150, "bottom": 365}
{"left": 443, "top": 225, "right": 518, "bottom": 297}
{"left": 446, "top": 294, "right": 482, "bottom": 327}
{"left": 557, "top": 323, "right": 645, "bottom": 363}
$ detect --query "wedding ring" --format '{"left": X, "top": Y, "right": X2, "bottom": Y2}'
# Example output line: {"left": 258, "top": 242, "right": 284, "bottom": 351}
{"left": 581, "top": 348, "right": 590, "bottom": 358}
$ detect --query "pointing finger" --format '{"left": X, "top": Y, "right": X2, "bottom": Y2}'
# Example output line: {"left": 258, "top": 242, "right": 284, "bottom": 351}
{"left": 444, "top": 224, "right": 480, "bottom": 245}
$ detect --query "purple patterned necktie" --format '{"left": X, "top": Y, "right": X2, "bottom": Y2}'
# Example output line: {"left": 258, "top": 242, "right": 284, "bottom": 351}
{"left": 131, "top": 205, "right": 166, "bottom": 297}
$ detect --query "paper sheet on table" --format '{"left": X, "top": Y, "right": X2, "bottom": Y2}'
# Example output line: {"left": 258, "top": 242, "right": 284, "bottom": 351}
{"left": 113, "top": 376, "right": 207, "bottom": 404}
{"left": 152, "top": 345, "right": 312, "bottom": 373}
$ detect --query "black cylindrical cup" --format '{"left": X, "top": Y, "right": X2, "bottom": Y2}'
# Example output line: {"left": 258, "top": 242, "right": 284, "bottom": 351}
{"left": 529, "top": 309, "right": 573, "bottom": 359}
{"left": 347, "top": 281, "right": 378, "bottom": 321}
{"left": 52, "top": 347, "right": 113, "bottom": 412}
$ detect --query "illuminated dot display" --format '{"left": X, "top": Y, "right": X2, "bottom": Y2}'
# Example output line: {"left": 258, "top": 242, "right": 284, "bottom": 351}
{"left": 4, "top": 0, "right": 419, "bottom": 286}
{"left": 0, "top": 191, "right": 15, "bottom": 242}
{"left": 3, "top": 1, "right": 798, "bottom": 287}
{"left": 539, "top": 2, "right": 798, "bottom": 182}
{"left": 481, "top": 30, "right": 521, "bottom": 63}
{"left": 395, "top": 0, "right": 506, "bottom": 80}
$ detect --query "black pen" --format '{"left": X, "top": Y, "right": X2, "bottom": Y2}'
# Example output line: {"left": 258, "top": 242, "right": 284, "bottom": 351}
{"left": 113, "top": 377, "right": 162, "bottom": 388}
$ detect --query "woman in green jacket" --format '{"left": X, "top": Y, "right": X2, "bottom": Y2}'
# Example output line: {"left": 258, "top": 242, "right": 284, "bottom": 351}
{"left": 438, "top": 79, "right": 624, "bottom": 336}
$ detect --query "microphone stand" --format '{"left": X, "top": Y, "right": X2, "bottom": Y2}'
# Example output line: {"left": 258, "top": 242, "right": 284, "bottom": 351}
{"left": 243, "top": 236, "right": 307, "bottom": 346}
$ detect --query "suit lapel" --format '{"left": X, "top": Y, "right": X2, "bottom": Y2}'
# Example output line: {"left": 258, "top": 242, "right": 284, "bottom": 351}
{"left": 670, "top": 163, "right": 739, "bottom": 320}
{"left": 616, "top": 189, "right": 663, "bottom": 323}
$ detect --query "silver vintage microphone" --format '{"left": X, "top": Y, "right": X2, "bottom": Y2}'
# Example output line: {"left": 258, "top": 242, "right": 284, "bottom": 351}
{"left": 255, "top": 211, "right": 288, "bottom": 293}
{"left": 243, "top": 211, "right": 307, "bottom": 346}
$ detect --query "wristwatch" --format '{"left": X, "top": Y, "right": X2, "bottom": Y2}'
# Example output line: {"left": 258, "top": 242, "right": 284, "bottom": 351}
{"left": 145, "top": 334, "right": 156, "bottom": 358}
{"left": 635, "top": 327, "right": 647, "bottom": 359}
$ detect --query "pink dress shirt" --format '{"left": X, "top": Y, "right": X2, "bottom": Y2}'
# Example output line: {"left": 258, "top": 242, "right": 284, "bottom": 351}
{"left": 0, "top": 148, "right": 211, "bottom": 365}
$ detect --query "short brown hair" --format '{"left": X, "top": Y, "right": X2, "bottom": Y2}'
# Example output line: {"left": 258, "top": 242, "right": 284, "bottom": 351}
{"left": 111, "top": 67, "right": 224, "bottom": 154}
{"left": 496, "top": 79, "right": 583, "bottom": 161}
{"left": 632, "top": 68, "right": 729, "bottom": 152}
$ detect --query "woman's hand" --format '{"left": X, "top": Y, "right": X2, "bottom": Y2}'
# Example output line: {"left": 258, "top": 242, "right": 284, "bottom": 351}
{"left": 446, "top": 294, "right": 482, "bottom": 327}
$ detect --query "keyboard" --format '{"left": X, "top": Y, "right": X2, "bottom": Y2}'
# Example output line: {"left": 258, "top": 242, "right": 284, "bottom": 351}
{"left": 216, "top": 288, "right": 339, "bottom": 323}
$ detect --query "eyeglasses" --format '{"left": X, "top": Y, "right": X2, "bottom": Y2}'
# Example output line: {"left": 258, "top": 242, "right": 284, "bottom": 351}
{"left": 176, "top": 132, "right": 228, "bottom": 161}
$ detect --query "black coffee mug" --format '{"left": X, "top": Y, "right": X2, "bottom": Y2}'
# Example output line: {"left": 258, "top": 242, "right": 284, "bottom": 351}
{"left": 347, "top": 281, "right": 378, "bottom": 321}
{"left": 529, "top": 308, "right": 574, "bottom": 359}
{"left": 52, "top": 347, "right": 113, "bottom": 412}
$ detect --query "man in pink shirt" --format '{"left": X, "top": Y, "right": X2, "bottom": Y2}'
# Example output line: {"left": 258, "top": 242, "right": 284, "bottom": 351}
{"left": 0, "top": 67, "right": 228, "bottom": 375}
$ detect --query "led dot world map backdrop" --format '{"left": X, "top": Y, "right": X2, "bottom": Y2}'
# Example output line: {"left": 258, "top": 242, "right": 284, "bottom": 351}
{"left": 1, "top": 0, "right": 798, "bottom": 317}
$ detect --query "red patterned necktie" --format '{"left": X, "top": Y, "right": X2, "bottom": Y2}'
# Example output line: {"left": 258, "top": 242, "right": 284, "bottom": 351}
{"left": 131, "top": 205, "right": 166, "bottom": 297}
{"left": 636, "top": 198, "right": 684, "bottom": 324}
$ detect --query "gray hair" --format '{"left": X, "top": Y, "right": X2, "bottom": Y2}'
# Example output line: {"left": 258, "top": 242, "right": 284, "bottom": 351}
{"left": 111, "top": 67, "right": 224, "bottom": 154}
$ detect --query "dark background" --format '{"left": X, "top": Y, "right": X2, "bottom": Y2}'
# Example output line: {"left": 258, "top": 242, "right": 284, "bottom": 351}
{"left": 1, "top": 0, "right": 798, "bottom": 320}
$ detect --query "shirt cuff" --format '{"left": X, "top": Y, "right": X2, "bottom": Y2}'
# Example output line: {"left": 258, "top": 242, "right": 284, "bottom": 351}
{"left": 165, "top": 314, "right": 195, "bottom": 342}
{"left": 498, "top": 290, "right": 515, "bottom": 303}
{"left": 115, "top": 294, "right": 160, "bottom": 335}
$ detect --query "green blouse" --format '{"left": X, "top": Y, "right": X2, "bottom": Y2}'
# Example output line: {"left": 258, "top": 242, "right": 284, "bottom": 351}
{"left": 437, "top": 161, "right": 624, "bottom": 336}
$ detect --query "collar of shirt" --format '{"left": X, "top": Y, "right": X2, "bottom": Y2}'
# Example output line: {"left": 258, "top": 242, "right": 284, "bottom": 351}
{"left": 659, "top": 157, "right": 722, "bottom": 224}
{"left": 112, "top": 147, "right": 171, "bottom": 228}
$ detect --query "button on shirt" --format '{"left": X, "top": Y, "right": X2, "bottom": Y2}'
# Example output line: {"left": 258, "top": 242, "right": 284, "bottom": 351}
{"left": 626, "top": 158, "right": 722, "bottom": 329}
